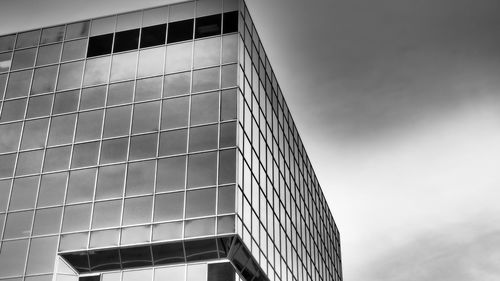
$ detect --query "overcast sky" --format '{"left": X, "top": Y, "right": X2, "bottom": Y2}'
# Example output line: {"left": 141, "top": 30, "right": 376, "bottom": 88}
{"left": 2, "top": 0, "right": 500, "bottom": 280}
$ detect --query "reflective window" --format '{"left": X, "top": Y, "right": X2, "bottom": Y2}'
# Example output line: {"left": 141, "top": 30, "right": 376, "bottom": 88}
{"left": 161, "top": 96, "right": 189, "bottom": 129}
{"left": 76, "top": 109, "right": 104, "bottom": 141}
{"left": 0, "top": 179, "right": 11, "bottom": 212}
{"left": 157, "top": 156, "right": 186, "bottom": 192}
{"left": 191, "top": 91, "right": 219, "bottom": 125}
{"left": 221, "top": 63, "right": 237, "bottom": 87}
{"left": 83, "top": 56, "right": 111, "bottom": 86}
{"left": 195, "top": 14, "right": 222, "bottom": 39}
{"left": 59, "top": 232, "right": 88, "bottom": 251}
{"left": 169, "top": 1, "right": 195, "bottom": 22}
{"left": 167, "top": 19, "right": 194, "bottom": 43}
{"left": 0, "top": 34, "right": 15, "bottom": 52}
{"left": 138, "top": 47, "right": 165, "bottom": 78}
{"left": 220, "top": 88, "right": 236, "bottom": 120}
{"left": 187, "top": 262, "right": 208, "bottom": 280}
{"left": 57, "top": 60, "right": 84, "bottom": 90}
{"left": 81, "top": 86, "right": 106, "bottom": 110}
{"left": 66, "top": 21, "right": 90, "bottom": 40}
{"left": 194, "top": 37, "right": 221, "bottom": 68}
{"left": 135, "top": 76, "right": 162, "bottom": 101}
{"left": 38, "top": 172, "right": 67, "bottom": 207}
{"left": 114, "top": 29, "right": 140, "bottom": 53}
{"left": 0, "top": 73, "right": 5, "bottom": 99}
{"left": 184, "top": 217, "right": 214, "bottom": 237}
{"left": 107, "top": 81, "right": 134, "bottom": 105}
{"left": 154, "top": 192, "right": 184, "bottom": 221}
{"left": 4, "top": 210, "right": 33, "bottom": 238}
{"left": 123, "top": 196, "right": 153, "bottom": 225}
{"left": 140, "top": 24, "right": 166, "bottom": 48}
{"left": 217, "top": 215, "right": 235, "bottom": 234}
{"left": 186, "top": 188, "right": 216, "bottom": 218}
{"left": 0, "top": 98, "right": 26, "bottom": 122}
{"left": 222, "top": 34, "right": 237, "bottom": 63}
{"left": 95, "top": 164, "right": 125, "bottom": 200}
{"left": 165, "top": 42, "right": 192, "bottom": 73}
{"left": 117, "top": 11, "right": 142, "bottom": 31}
{"left": 16, "top": 30, "right": 40, "bottom": 48}
{"left": 53, "top": 89, "right": 79, "bottom": 114}
{"left": 91, "top": 16, "right": 116, "bottom": 36}
{"left": 223, "top": 11, "right": 238, "bottom": 33}
{"left": 126, "top": 160, "right": 155, "bottom": 196}
{"left": 154, "top": 265, "right": 185, "bottom": 281}
{"left": 192, "top": 67, "right": 219, "bottom": 92}
{"left": 71, "top": 141, "right": 99, "bottom": 168}
{"left": 0, "top": 52, "right": 12, "bottom": 72}
{"left": 62, "top": 38, "right": 87, "bottom": 61}
{"left": 159, "top": 129, "right": 187, "bottom": 156}
{"left": 110, "top": 52, "right": 137, "bottom": 82}
{"left": 121, "top": 225, "right": 150, "bottom": 245}
{"left": 189, "top": 124, "right": 218, "bottom": 152}
{"left": 48, "top": 114, "right": 76, "bottom": 146}
{"left": 101, "top": 137, "right": 128, "bottom": 164}
{"left": 33, "top": 207, "right": 63, "bottom": 235}
{"left": 92, "top": 200, "right": 122, "bottom": 228}
{"left": 0, "top": 122, "right": 22, "bottom": 153}
{"left": 36, "top": 43, "right": 62, "bottom": 66}
{"left": 187, "top": 151, "right": 217, "bottom": 188}
{"left": 218, "top": 185, "right": 235, "bottom": 213}
{"left": 87, "top": 34, "right": 113, "bottom": 57}
{"left": 164, "top": 71, "right": 190, "bottom": 97}
{"left": 103, "top": 105, "right": 131, "bottom": 137}
{"left": 196, "top": 0, "right": 222, "bottom": 17}
{"left": 43, "top": 145, "right": 71, "bottom": 172}
{"left": 40, "top": 26, "right": 64, "bottom": 44}
{"left": 123, "top": 269, "right": 152, "bottom": 281}
{"left": 90, "top": 229, "right": 120, "bottom": 248}
{"left": 21, "top": 118, "right": 49, "bottom": 149}
{"left": 132, "top": 101, "right": 160, "bottom": 133}
{"left": 62, "top": 203, "right": 92, "bottom": 232}
{"left": 67, "top": 168, "right": 96, "bottom": 203}
{"left": 0, "top": 239, "right": 29, "bottom": 277}
{"left": 0, "top": 153, "right": 16, "bottom": 178}
{"left": 129, "top": 133, "right": 157, "bottom": 160}
{"left": 26, "top": 236, "right": 58, "bottom": 274}
{"left": 143, "top": 6, "right": 168, "bottom": 27}
{"left": 16, "top": 149, "right": 44, "bottom": 175}
{"left": 153, "top": 221, "right": 183, "bottom": 241}
{"left": 9, "top": 176, "right": 38, "bottom": 211}
{"left": 207, "top": 262, "right": 235, "bottom": 281}
{"left": 31, "top": 65, "right": 58, "bottom": 94}
{"left": 6, "top": 69, "right": 32, "bottom": 98}
{"left": 219, "top": 149, "right": 236, "bottom": 184}
{"left": 220, "top": 121, "right": 236, "bottom": 147}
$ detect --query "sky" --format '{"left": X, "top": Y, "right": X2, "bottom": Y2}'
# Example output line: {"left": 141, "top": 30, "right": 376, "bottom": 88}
{"left": 2, "top": 0, "right": 500, "bottom": 280}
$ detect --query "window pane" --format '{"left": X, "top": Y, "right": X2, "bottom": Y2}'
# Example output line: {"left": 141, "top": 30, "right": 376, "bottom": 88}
{"left": 6, "top": 69, "right": 32, "bottom": 98}
{"left": 167, "top": 19, "right": 194, "bottom": 44}
{"left": 76, "top": 109, "right": 104, "bottom": 141}
{"left": 57, "top": 61, "right": 84, "bottom": 90}
{"left": 218, "top": 185, "right": 235, "bottom": 214}
{"left": 195, "top": 14, "right": 222, "bottom": 39}
{"left": 223, "top": 11, "right": 238, "bottom": 33}
{"left": 21, "top": 118, "right": 49, "bottom": 149}
{"left": 62, "top": 203, "right": 92, "bottom": 232}
{"left": 91, "top": 16, "right": 116, "bottom": 36}
{"left": 161, "top": 96, "right": 189, "bottom": 129}
{"left": 164, "top": 71, "right": 190, "bottom": 97}
{"left": 186, "top": 188, "right": 216, "bottom": 218}
{"left": 81, "top": 85, "right": 106, "bottom": 110}
{"left": 107, "top": 81, "right": 134, "bottom": 105}
{"left": 187, "top": 152, "right": 217, "bottom": 188}
{"left": 187, "top": 263, "right": 208, "bottom": 281}
{"left": 26, "top": 236, "right": 58, "bottom": 274}
{"left": 0, "top": 122, "right": 22, "bottom": 153}
{"left": 189, "top": 124, "right": 218, "bottom": 152}
{"left": 123, "top": 269, "right": 152, "bottom": 281}
{"left": 152, "top": 221, "right": 183, "bottom": 241}
{"left": 222, "top": 34, "right": 237, "bottom": 63}
{"left": 67, "top": 168, "right": 96, "bottom": 203}
{"left": 31, "top": 65, "right": 58, "bottom": 94}
{"left": 0, "top": 153, "right": 16, "bottom": 178}
{"left": 196, "top": 0, "right": 221, "bottom": 17}
{"left": 4, "top": 210, "right": 33, "bottom": 238}
{"left": 0, "top": 179, "right": 11, "bottom": 212}
{"left": 38, "top": 172, "right": 67, "bottom": 207}
{"left": 0, "top": 98, "right": 26, "bottom": 122}
{"left": 101, "top": 137, "right": 128, "bottom": 164}
{"left": 71, "top": 141, "right": 99, "bottom": 168}
{"left": 92, "top": 200, "right": 122, "bottom": 228}
{"left": 159, "top": 128, "right": 187, "bottom": 156}
{"left": 87, "top": 34, "right": 113, "bottom": 57}
{"left": 0, "top": 34, "right": 15, "bottom": 52}
{"left": 143, "top": 6, "right": 168, "bottom": 27}
{"left": 36, "top": 43, "right": 62, "bottom": 66}
{"left": 121, "top": 225, "right": 150, "bottom": 245}
{"left": 220, "top": 121, "right": 236, "bottom": 148}
{"left": 26, "top": 95, "right": 52, "bottom": 118}
{"left": 110, "top": 52, "right": 137, "bottom": 82}
{"left": 16, "top": 149, "right": 44, "bottom": 175}
{"left": 154, "top": 192, "right": 184, "bottom": 222}
{"left": 62, "top": 38, "right": 87, "bottom": 61}
{"left": 53, "top": 90, "right": 79, "bottom": 114}
{"left": 95, "top": 164, "right": 125, "bottom": 200}
{"left": 191, "top": 91, "right": 219, "bottom": 125}
{"left": 0, "top": 240, "right": 29, "bottom": 277}
{"left": 66, "top": 21, "right": 90, "bottom": 40}
{"left": 140, "top": 24, "right": 166, "bottom": 48}
{"left": 117, "top": 11, "right": 142, "bottom": 31}
{"left": 0, "top": 52, "right": 12, "bottom": 73}
{"left": 184, "top": 217, "right": 214, "bottom": 237}
{"left": 217, "top": 215, "right": 235, "bottom": 234}
{"left": 126, "top": 160, "right": 155, "bottom": 196}
{"left": 165, "top": 42, "right": 192, "bottom": 73}
{"left": 83, "top": 56, "right": 110, "bottom": 86}
{"left": 132, "top": 101, "right": 160, "bottom": 133}
{"left": 170, "top": 1, "right": 194, "bottom": 22}
{"left": 41, "top": 25, "right": 65, "bottom": 44}
{"left": 137, "top": 47, "right": 165, "bottom": 77}
{"left": 16, "top": 30, "right": 40, "bottom": 48}
{"left": 33, "top": 207, "right": 63, "bottom": 235}
{"left": 90, "top": 229, "right": 119, "bottom": 248}
{"left": 135, "top": 76, "right": 162, "bottom": 101}
{"left": 129, "top": 133, "right": 157, "bottom": 160}
{"left": 221, "top": 88, "right": 236, "bottom": 120}
{"left": 103, "top": 105, "right": 131, "bottom": 137}
{"left": 48, "top": 114, "right": 76, "bottom": 146}
{"left": 207, "top": 262, "right": 235, "bottom": 281}
{"left": 43, "top": 145, "right": 71, "bottom": 172}
{"left": 192, "top": 67, "right": 219, "bottom": 92}
{"left": 194, "top": 37, "right": 221, "bottom": 68}
{"left": 113, "top": 29, "right": 139, "bottom": 53}
{"left": 219, "top": 149, "right": 236, "bottom": 184}
{"left": 9, "top": 176, "right": 38, "bottom": 211}
{"left": 221, "top": 63, "right": 237, "bottom": 88}
{"left": 59, "top": 232, "right": 88, "bottom": 251}
{"left": 154, "top": 265, "right": 185, "bottom": 281}
{"left": 157, "top": 156, "right": 186, "bottom": 192}
{"left": 12, "top": 48, "right": 36, "bottom": 70}
{"left": 123, "top": 196, "right": 153, "bottom": 225}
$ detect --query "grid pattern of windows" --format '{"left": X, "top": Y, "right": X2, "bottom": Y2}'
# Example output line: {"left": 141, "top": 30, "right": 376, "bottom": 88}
{"left": 0, "top": 1, "right": 238, "bottom": 280}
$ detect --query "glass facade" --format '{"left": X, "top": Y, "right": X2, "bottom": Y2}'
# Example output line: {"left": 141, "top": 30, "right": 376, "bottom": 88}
{"left": 0, "top": 1, "right": 341, "bottom": 281}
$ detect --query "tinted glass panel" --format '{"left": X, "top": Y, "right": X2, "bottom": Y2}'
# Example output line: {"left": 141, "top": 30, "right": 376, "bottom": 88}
{"left": 62, "top": 203, "right": 92, "bottom": 232}
{"left": 67, "top": 168, "right": 96, "bottom": 203}
{"left": 91, "top": 16, "right": 116, "bottom": 36}
{"left": 43, "top": 145, "right": 71, "bottom": 172}
{"left": 165, "top": 42, "right": 192, "bottom": 73}
{"left": 53, "top": 90, "right": 79, "bottom": 114}
{"left": 0, "top": 52, "right": 11, "bottom": 72}
{"left": 83, "top": 56, "right": 110, "bottom": 86}
{"left": 0, "top": 34, "right": 15, "bottom": 52}
{"left": 126, "top": 160, "right": 155, "bottom": 196}
{"left": 66, "top": 21, "right": 90, "bottom": 40}
{"left": 81, "top": 86, "right": 106, "bottom": 110}
{"left": 194, "top": 37, "right": 221, "bottom": 68}
{"left": 153, "top": 221, "right": 183, "bottom": 241}
{"left": 6, "top": 69, "right": 32, "bottom": 98}
{"left": 12, "top": 48, "right": 36, "bottom": 70}
{"left": 101, "top": 137, "right": 128, "bottom": 164}
{"left": 137, "top": 47, "right": 165, "bottom": 78}
{"left": 38, "top": 172, "right": 67, "bottom": 207}
{"left": 218, "top": 185, "right": 235, "bottom": 213}
{"left": 0, "top": 98, "right": 26, "bottom": 122}
{"left": 161, "top": 97, "right": 189, "bottom": 129}
{"left": 92, "top": 200, "right": 122, "bottom": 228}
{"left": 31, "top": 65, "right": 58, "bottom": 94}
{"left": 186, "top": 188, "right": 216, "bottom": 218}
{"left": 33, "top": 207, "right": 63, "bottom": 235}
{"left": 164, "top": 71, "right": 190, "bottom": 97}
{"left": 20, "top": 118, "right": 48, "bottom": 149}
{"left": 90, "top": 229, "right": 120, "bottom": 248}
{"left": 191, "top": 91, "right": 219, "bottom": 125}
{"left": 192, "top": 67, "right": 219, "bottom": 92}
{"left": 103, "top": 105, "right": 131, "bottom": 137}
{"left": 219, "top": 149, "right": 236, "bottom": 184}
{"left": 154, "top": 192, "right": 184, "bottom": 222}
{"left": 95, "top": 164, "right": 125, "bottom": 200}
{"left": 132, "top": 101, "right": 160, "bottom": 133}
{"left": 0, "top": 154, "right": 17, "bottom": 178}
{"left": 0, "top": 240, "right": 29, "bottom": 277}
{"left": 220, "top": 88, "right": 236, "bottom": 120}
{"left": 187, "top": 152, "right": 217, "bottom": 188}
{"left": 9, "top": 176, "right": 38, "bottom": 211}
{"left": 220, "top": 121, "right": 236, "bottom": 147}
{"left": 0, "top": 122, "right": 22, "bottom": 153}
{"left": 62, "top": 39, "right": 87, "bottom": 61}
{"left": 195, "top": 14, "right": 222, "bottom": 39}
{"left": 107, "top": 81, "right": 134, "bottom": 105}
{"left": 140, "top": 24, "right": 166, "bottom": 48}
{"left": 41, "top": 25, "right": 65, "bottom": 44}
{"left": 114, "top": 29, "right": 139, "bottom": 52}
{"left": 4, "top": 210, "right": 33, "bottom": 238}
{"left": 123, "top": 196, "right": 153, "bottom": 225}
{"left": 57, "top": 61, "right": 84, "bottom": 90}
{"left": 16, "top": 30, "right": 40, "bottom": 48}
{"left": 87, "top": 34, "right": 113, "bottom": 57}
{"left": 135, "top": 76, "right": 162, "bottom": 101}
{"left": 143, "top": 6, "right": 168, "bottom": 27}
{"left": 26, "top": 236, "right": 58, "bottom": 274}
{"left": 189, "top": 124, "right": 218, "bottom": 152}
{"left": 167, "top": 19, "right": 194, "bottom": 43}
{"left": 26, "top": 94, "right": 52, "bottom": 118}
{"left": 222, "top": 34, "right": 237, "bottom": 63}
{"left": 16, "top": 149, "right": 44, "bottom": 175}
{"left": 157, "top": 156, "right": 186, "bottom": 192}
{"left": 159, "top": 129, "right": 187, "bottom": 156}
{"left": 71, "top": 141, "right": 99, "bottom": 168}
{"left": 184, "top": 217, "right": 214, "bottom": 237}
{"left": 129, "top": 135, "right": 159, "bottom": 162}
{"left": 110, "top": 52, "right": 137, "bottom": 81}
{"left": 48, "top": 114, "right": 76, "bottom": 146}
{"left": 75, "top": 109, "right": 104, "bottom": 141}
{"left": 121, "top": 225, "right": 150, "bottom": 245}
{"left": 223, "top": 11, "right": 239, "bottom": 33}
{"left": 36, "top": 43, "right": 62, "bottom": 66}
{"left": 169, "top": 1, "right": 194, "bottom": 22}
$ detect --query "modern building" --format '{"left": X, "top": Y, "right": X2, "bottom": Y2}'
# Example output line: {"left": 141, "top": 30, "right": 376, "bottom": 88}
{"left": 0, "top": 1, "right": 342, "bottom": 281}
